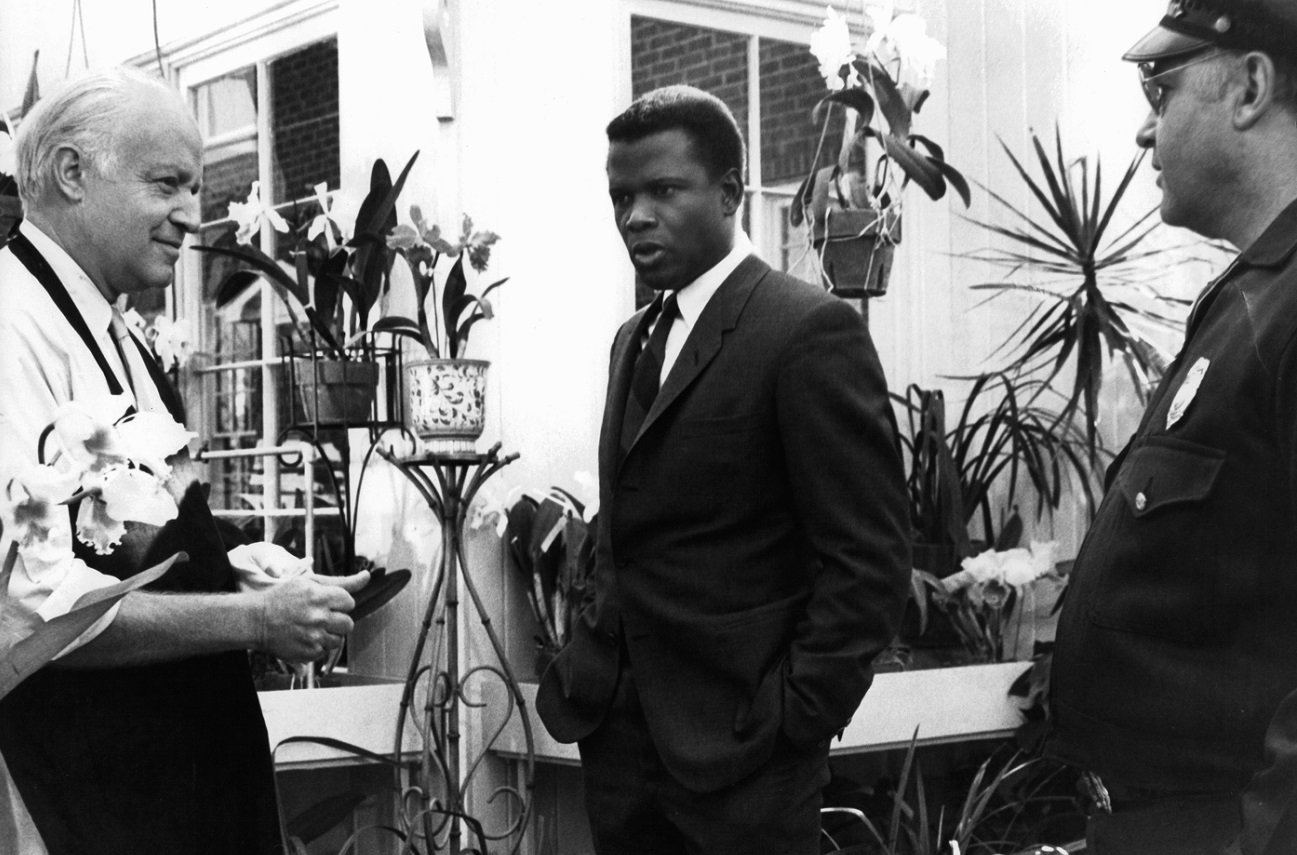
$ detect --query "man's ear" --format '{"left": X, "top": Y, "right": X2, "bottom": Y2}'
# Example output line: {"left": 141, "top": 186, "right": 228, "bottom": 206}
{"left": 718, "top": 167, "right": 744, "bottom": 216}
{"left": 1234, "top": 52, "right": 1279, "bottom": 130}
{"left": 49, "top": 146, "right": 89, "bottom": 202}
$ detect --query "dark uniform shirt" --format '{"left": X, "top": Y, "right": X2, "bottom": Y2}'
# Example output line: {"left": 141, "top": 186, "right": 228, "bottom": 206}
{"left": 1048, "top": 197, "right": 1297, "bottom": 817}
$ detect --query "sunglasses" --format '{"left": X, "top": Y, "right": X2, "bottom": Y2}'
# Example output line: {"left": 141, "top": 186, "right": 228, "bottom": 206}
{"left": 1137, "top": 50, "right": 1222, "bottom": 113}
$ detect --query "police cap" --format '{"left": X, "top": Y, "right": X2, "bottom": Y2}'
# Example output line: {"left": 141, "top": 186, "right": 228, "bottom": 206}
{"left": 1124, "top": 0, "right": 1297, "bottom": 62}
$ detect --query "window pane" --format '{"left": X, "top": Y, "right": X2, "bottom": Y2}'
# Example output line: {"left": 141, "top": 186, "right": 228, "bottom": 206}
{"left": 758, "top": 37, "right": 843, "bottom": 188}
{"left": 630, "top": 16, "right": 749, "bottom": 138}
{"left": 270, "top": 39, "right": 340, "bottom": 203}
{"left": 196, "top": 68, "right": 258, "bottom": 224}
{"left": 197, "top": 67, "right": 257, "bottom": 140}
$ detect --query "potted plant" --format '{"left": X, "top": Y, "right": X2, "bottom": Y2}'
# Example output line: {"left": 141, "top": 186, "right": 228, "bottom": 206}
{"left": 792, "top": 5, "right": 971, "bottom": 299}
{"left": 893, "top": 373, "right": 1096, "bottom": 664}
{"left": 193, "top": 152, "right": 420, "bottom": 427}
{"left": 496, "top": 481, "right": 597, "bottom": 678}
{"left": 966, "top": 129, "right": 1186, "bottom": 461}
{"left": 375, "top": 209, "right": 505, "bottom": 452}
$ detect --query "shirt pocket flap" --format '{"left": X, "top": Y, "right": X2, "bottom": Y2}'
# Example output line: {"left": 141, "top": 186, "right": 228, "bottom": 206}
{"left": 1117, "top": 441, "right": 1224, "bottom": 518}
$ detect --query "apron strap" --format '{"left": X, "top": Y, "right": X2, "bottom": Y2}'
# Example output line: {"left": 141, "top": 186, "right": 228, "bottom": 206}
{"left": 8, "top": 231, "right": 184, "bottom": 424}
{"left": 7, "top": 231, "right": 127, "bottom": 398}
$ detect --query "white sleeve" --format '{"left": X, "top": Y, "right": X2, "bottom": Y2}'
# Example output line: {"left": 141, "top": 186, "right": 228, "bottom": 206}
{"left": 0, "top": 264, "right": 122, "bottom": 655}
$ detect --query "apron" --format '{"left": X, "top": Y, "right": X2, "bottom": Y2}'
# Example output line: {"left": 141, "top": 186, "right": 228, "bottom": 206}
{"left": 0, "top": 232, "right": 281, "bottom": 855}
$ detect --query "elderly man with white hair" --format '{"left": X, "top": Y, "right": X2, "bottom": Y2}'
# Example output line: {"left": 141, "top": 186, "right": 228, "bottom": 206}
{"left": 0, "top": 67, "right": 369, "bottom": 855}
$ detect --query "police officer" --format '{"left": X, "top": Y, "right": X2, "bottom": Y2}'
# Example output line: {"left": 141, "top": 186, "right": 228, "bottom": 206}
{"left": 1047, "top": 2, "right": 1297, "bottom": 853}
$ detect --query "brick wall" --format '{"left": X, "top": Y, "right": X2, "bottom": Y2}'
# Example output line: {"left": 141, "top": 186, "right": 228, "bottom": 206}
{"left": 759, "top": 37, "right": 843, "bottom": 187}
{"left": 630, "top": 16, "right": 750, "bottom": 141}
{"left": 271, "top": 38, "right": 340, "bottom": 203}
{"left": 629, "top": 18, "right": 838, "bottom": 192}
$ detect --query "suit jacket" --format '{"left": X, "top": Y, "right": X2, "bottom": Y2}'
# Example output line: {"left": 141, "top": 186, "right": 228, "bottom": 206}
{"left": 537, "top": 254, "right": 910, "bottom": 792}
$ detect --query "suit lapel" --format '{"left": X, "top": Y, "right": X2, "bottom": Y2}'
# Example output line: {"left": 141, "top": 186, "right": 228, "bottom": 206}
{"left": 627, "top": 254, "right": 768, "bottom": 453}
{"left": 602, "top": 304, "right": 656, "bottom": 478}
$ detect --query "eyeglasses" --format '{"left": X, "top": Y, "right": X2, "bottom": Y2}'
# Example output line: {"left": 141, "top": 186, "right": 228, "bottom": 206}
{"left": 1138, "top": 50, "right": 1222, "bottom": 113}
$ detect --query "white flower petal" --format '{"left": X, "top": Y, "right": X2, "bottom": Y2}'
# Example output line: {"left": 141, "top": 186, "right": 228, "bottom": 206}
{"left": 76, "top": 496, "right": 126, "bottom": 555}
{"left": 100, "top": 467, "right": 178, "bottom": 527}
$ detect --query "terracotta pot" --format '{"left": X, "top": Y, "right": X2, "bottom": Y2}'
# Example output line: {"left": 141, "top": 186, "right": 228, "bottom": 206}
{"left": 812, "top": 207, "right": 901, "bottom": 298}
{"left": 403, "top": 358, "right": 489, "bottom": 452}
{"left": 291, "top": 358, "right": 380, "bottom": 427}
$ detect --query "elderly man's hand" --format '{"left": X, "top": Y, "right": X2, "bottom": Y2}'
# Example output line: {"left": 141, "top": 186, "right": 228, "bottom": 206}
{"left": 256, "top": 570, "right": 370, "bottom": 663}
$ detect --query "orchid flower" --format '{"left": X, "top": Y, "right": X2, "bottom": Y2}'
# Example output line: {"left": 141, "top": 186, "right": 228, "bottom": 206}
{"left": 113, "top": 411, "right": 196, "bottom": 480}
{"left": 809, "top": 6, "right": 857, "bottom": 91}
{"left": 948, "top": 541, "right": 1057, "bottom": 593}
{"left": 228, "top": 180, "right": 289, "bottom": 245}
{"left": 870, "top": 12, "right": 946, "bottom": 90}
{"left": 147, "top": 316, "right": 193, "bottom": 370}
{"left": 460, "top": 215, "right": 501, "bottom": 273}
{"left": 47, "top": 395, "right": 134, "bottom": 471}
{"left": 1, "top": 463, "right": 80, "bottom": 551}
{"left": 305, "top": 182, "right": 360, "bottom": 252}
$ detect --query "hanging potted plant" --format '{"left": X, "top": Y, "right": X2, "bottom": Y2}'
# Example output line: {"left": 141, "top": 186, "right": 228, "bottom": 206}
{"left": 376, "top": 209, "right": 505, "bottom": 453}
{"left": 792, "top": 5, "right": 970, "bottom": 299}
{"left": 193, "top": 153, "right": 420, "bottom": 428}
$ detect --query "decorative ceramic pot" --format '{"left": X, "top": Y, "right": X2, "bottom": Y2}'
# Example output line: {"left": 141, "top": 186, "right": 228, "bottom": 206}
{"left": 291, "top": 357, "right": 380, "bottom": 427}
{"left": 812, "top": 206, "right": 902, "bottom": 299}
{"left": 404, "top": 358, "right": 489, "bottom": 452}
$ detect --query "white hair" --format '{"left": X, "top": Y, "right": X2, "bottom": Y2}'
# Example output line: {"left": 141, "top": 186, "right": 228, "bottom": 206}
{"left": 15, "top": 67, "right": 187, "bottom": 207}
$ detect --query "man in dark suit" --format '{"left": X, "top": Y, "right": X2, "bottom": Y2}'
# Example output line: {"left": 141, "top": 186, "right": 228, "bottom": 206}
{"left": 536, "top": 84, "right": 911, "bottom": 854}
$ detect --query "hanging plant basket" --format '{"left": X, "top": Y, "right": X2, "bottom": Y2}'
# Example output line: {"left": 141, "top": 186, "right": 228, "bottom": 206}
{"left": 813, "top": 207, "right": 901, "bottom": 299}
{"left": 291, "top": 357, "right": 381, "bottom": 428}
{"left": 404, "top": 358, "right": 489, "bottom": 453}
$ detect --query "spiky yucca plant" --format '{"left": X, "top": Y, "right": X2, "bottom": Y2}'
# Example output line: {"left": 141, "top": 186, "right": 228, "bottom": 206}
{"left": 966, "top": 129, "right": 1186, "bottom": 460}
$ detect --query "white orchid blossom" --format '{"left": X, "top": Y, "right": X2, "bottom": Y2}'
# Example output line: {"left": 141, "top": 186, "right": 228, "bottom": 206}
{"left": 228, "top": 180, "right": 290, "bottom": 246}
{"left": 147, "top": 316, "right": 193, "bottom": 370}
{"left": 305, "top": 182, "right": 362, "bottom": 252}
{"left": 874, "top": 12, "right": 946, "bottom": 90}
{"left": 1, "top": 463, "right": 80, "bottom": 551}
{"left": 5, "top": 398, "right": 192, "bottom": 558}
{"left": 948, "top": 541, "right": 1057, "bottom": 593}
{"left": 48, "top": 395, "right": 133, "bottom": 471}
{"left": 810, "top": 6, "right": 858, "bottom": 91}
{"left": 114, "top": 412, "right": 196, "bottom": 480}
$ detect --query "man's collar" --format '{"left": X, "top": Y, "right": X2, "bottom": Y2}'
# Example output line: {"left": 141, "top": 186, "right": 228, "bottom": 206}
{"left": 1239, "top": 196, "right": 1297, "bottom": 268}
{"left": 674, "top": 231, "right": 754, "bottom": 328}
{"left": 19, "top": 220, "right": 116, "bottom": 333}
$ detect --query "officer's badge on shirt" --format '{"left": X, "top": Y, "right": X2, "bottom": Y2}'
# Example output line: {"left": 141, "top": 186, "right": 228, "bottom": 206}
{"left": 1167, "top": 357, "right": 1210, "bottom": 430}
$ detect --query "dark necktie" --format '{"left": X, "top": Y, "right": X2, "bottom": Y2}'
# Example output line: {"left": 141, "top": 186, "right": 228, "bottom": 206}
{"left": 620, "top": 292, "right": 679, "bottom": 456}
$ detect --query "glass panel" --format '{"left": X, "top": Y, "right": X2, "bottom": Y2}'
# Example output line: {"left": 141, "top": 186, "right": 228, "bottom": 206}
{"left": 196, "top": 67, "right": 257, "bottom": 140}
{"left": 270, "top": 38, "right": 340, "bottom": 204}
{"left": 630, "top": 16, "right": 749, "bottom": 144}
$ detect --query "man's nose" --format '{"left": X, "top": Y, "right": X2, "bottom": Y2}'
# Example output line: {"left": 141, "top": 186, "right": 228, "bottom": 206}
{"left": 624, "top": 197, "right": 655, "bottom": 230}
{"left": 1135, "top": 110, "right": 1156, "bottom": 150}
{"left": 172, "top": 191, "right": 201, "bottom": 234}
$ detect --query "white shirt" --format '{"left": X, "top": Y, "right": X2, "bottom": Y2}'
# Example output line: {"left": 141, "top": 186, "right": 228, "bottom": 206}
{"left": 0, "top": 222, "right": 162, "bottom": 652}
{"left": 659, "top": 231, "right": 754, "bottom": 382}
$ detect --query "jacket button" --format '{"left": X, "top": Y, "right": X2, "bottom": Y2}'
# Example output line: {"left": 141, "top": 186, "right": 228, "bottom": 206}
{"left": 1135, "top": 491, "right": 1147, "bottom": 511}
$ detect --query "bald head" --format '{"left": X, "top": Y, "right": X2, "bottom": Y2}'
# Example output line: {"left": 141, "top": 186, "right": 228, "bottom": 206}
{"left": 15, "top": 67, "right": 195, "bottom": 210}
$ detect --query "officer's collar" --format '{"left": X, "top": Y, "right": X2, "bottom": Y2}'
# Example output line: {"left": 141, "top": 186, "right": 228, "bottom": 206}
{"left": 1238, "top": 195, "right": 1297, "bottom": 268}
